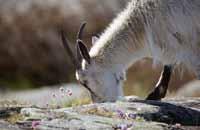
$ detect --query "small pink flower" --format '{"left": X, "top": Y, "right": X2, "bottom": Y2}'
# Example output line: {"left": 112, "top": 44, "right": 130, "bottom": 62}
{"left": 59, "top": 87, "right": 65, "bottom": 92}
{"left": 52, "top": 93, "right": 56, "bottom": 98}
{"left": 128, "top": 113, "right": 136, "bottom": 119}
{"left": 120, "top": 124, "right": 127, "bottom": 130}
{"left": 116, "top": 123, "right": 133, "bottom": 130}
{"left": 116, "top": 109, "right": 126, "bottom": 119}
{"left": 65, "top": 89, "right": 72, "bottom": 96}
{"left": 175, "top": 123, "right": 181, "bottom": 128}
{"left": 31, "top": 121, "right": 41, "bottom": 129}
{"left": 116, "top": 124, "right": 127, "bottom": 130}
{"left": 68, "top": 92, "right": 72, "bottom": 96}
{"left": 66, "top": 89, "right": 71, "bottom": 93}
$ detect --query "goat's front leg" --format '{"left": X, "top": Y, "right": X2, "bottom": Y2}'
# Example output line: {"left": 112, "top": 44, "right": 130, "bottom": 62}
{"left": 146, "top": 65, "right": 173, "bottom": 100}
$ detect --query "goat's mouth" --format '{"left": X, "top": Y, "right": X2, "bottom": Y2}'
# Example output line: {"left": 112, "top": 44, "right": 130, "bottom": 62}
{"left": 78, "top": 81, "right": 105, "bottom": 102}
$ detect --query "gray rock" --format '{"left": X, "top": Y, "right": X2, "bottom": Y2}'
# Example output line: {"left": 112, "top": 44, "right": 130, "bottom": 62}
{"left": 0, "top": 121, "right": 21, "bottom": 130}
{"left": 1, "top": 97, "right": 200, "bottom": 130}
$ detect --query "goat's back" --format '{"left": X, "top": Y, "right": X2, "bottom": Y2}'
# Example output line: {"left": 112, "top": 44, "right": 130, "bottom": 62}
{"left": 142, "top": 0, "right": 200, "bottom": 71}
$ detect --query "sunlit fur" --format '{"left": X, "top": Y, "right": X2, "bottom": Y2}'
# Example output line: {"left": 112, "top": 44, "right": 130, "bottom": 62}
{"left": 77, "top": 0, "right": 200, "bottom": 102}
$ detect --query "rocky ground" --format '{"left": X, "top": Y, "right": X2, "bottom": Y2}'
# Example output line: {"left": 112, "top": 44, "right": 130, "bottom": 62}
{"left": 0, "top": 96, "right": 200, "bottom": 130}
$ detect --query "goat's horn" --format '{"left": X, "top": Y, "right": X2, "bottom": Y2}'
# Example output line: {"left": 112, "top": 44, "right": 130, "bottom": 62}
{"left": 60, "top": 30, "right": 81, "bottom": 69}
{"left": 76, "top": 22, "right": 87, "bottom": 63}
{"left": 77, "top": 22, "right": 87, "bottom": 40}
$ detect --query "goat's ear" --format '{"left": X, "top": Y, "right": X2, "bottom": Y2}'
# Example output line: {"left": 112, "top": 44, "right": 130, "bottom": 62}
{"left": 92, "top": 36, "right": 99, "bottom": 45}
{"left": 77, "top": 40, "right": 91, "bottom": 64}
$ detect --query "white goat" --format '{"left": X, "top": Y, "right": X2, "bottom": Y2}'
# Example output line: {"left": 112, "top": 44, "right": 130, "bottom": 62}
{"left": 61, "top": 0, "right": 200, "bottom": 102}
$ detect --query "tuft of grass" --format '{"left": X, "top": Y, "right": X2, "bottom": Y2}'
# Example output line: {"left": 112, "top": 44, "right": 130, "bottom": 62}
{"left": 47, "top": 87, "right": 92, "bottom": 108}
{"left": 6, "top": 113, "right": 24, "bottom": 124}
{"left": 63, "top": 97, "right": 92, "bottom": 107}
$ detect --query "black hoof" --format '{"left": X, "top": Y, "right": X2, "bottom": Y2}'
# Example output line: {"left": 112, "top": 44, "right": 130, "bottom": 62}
{"left": 146, "top": 65, "right": 172, "bottom": 100}
{"left": 145, "top": 86, "right": 166, "bottom": 100}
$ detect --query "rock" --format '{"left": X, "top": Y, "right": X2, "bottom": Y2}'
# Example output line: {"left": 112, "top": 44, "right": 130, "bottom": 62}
{"left": 19, "top": 108, "right": 170, "bottom": 130}
{"left": 0, "top": 97, "right": 200, "bottom": 130}
{"left": 0, "top": 121, "right": 21, "bottom": 130}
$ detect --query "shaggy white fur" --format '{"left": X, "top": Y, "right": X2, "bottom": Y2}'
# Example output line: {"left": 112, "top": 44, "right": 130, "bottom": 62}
{"left": 77, "top": 0, "right": 200, "bottom": 102}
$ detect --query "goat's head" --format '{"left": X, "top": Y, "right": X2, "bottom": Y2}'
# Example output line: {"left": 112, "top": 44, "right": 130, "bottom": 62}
{"left": 61, "top": 23, "right": 124, "bottom": 103}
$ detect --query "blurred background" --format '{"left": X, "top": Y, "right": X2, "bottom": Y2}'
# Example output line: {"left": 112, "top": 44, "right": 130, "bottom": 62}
{"left": 0, "top": 0, "right": 199, "bottom": 106}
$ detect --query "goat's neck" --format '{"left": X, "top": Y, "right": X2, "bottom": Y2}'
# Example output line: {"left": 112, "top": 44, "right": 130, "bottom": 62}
{"left": 90, "top": 1, "right": 150, "bottom": 73}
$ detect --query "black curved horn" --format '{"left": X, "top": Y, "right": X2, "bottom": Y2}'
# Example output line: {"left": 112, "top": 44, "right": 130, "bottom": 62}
{"left": 77, "top": 22, "right": 87, "bottom": 40}
{"left": 76, "top": 22, "right": 91, "bottom": 64}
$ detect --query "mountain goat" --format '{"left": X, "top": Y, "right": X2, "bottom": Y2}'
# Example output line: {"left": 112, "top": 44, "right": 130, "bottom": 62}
{"left": 61, "top": 0, "right": 200, "bottom": 102}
